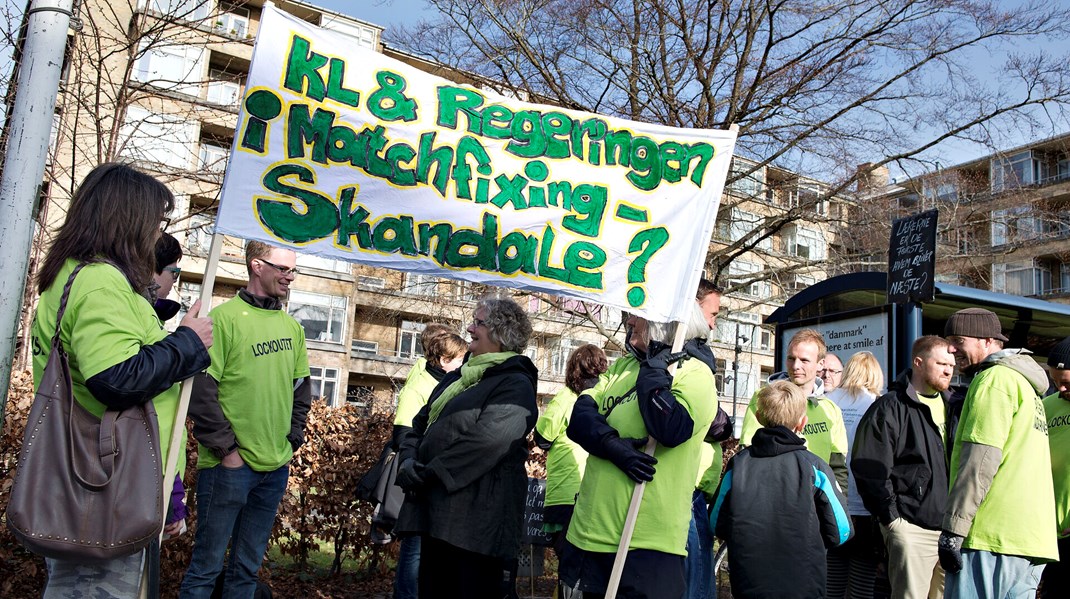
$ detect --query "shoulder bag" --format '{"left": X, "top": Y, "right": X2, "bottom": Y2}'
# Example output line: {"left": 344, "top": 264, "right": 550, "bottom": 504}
{"left": 6, "top": 263, "right": 165, "bottom": 563}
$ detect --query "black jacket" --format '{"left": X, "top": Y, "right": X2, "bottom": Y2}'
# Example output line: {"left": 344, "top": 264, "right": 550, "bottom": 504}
{"left": 851, "top": 370, "right": 949, "bottom": 529}
{"left": 711, "top": 426, "right": 851, "bottom": 599}
{"left": 395, "top": 354, "right": 539, "bottom": 559}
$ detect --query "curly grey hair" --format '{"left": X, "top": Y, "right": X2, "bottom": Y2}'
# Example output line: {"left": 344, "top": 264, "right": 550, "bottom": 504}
{"left": 477, "top": 296, "right": 533, "bottom": 353}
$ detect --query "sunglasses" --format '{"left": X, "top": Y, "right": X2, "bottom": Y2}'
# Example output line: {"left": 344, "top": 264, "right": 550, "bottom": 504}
{"left": 164, "top": 266, "right": 181, "bottom": 280}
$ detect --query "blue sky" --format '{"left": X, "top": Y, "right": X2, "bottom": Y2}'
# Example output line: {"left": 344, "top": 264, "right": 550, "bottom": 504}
{"left": 310, "top": 0, "right": 430, "bottom": 32}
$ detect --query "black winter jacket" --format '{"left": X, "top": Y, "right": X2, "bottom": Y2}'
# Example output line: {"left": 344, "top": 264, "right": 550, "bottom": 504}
{"left": 850, "top": 370, "right": 949, "bottom": 529}
{"left": 710, "top": 426, "right": 851, "bottom": 599}
{"left": 395, "top": 354, "right": 538, "bottom": 559}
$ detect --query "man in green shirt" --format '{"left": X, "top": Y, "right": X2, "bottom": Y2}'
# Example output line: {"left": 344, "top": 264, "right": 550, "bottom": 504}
{"left": 1040, "top": 336, "right": 1070, "bottom": 598}
{"left": 739, "top": 329, "right": 849, "bottom": 489}
{"left": 939, "top": 308, "right": 1057, "bottom": 599}
{"left": 181, "top": 241, "right": 312, "bottom": 598}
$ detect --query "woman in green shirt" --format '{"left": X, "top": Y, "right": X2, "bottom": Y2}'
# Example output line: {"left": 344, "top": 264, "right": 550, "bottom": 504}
{"left": 31, "top": 163, "right": 212, "bottom": 598}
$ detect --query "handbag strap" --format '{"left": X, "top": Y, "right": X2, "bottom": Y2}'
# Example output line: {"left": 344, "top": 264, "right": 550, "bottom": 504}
{"left": 51, "top": 262, "right": 122, "bottom": 491}
{"left": 50, "top": 263, "right": 88, "bottom": 351}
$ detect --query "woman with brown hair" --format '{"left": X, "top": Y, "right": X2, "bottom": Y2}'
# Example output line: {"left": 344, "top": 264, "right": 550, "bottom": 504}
{"left": 535, "top": 343, "right": 609, "bottom": 598}
{"left": 30, "top": 163, "right": 212, "bottom": 597}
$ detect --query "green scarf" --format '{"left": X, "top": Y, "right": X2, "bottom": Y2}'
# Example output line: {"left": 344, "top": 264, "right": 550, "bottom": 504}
{"left": 426, "top": 351, "right": 517, "bottom": 427}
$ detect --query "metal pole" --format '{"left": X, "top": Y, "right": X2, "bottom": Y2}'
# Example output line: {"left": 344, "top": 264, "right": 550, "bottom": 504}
{"left": 0, "top": 0, "right": 75, "bottom": 420}
{"left": 732, "top": 322, "right": 740, "bottom": 416}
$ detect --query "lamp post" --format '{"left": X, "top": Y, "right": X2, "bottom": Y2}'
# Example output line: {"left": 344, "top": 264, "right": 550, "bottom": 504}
{"left": 731, "top": 321, "right": 749, "bottom": 428}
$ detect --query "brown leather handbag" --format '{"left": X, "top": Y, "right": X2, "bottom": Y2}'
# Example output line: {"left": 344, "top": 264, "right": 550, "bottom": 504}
{"left": 6, "top": 264, "right": 164, "bottom": 563}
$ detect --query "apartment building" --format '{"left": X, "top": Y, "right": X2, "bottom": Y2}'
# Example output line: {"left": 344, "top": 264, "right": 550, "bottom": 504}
{"left": 859, "top": 133, "right": 1070, "bottom": 304}
{"left": 20, "top": 0, "right": 841, "bottom": 417}
{"left": 711, "top": 157, "right": 843, "bottom": 418}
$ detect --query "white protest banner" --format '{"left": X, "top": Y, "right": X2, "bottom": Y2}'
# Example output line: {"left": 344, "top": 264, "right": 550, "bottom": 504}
{"left": 216, "top": 6, "right": 737, "bottom": 322}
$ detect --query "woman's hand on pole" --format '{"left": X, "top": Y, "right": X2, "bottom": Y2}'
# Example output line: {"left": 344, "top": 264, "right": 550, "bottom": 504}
{"left": 180, "top": 299, "right": 213, "bottom": 349}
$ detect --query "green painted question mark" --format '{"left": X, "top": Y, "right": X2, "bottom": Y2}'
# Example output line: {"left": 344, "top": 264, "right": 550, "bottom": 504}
{"left": 626, "top": 227, "right": 669, "bottom": 307}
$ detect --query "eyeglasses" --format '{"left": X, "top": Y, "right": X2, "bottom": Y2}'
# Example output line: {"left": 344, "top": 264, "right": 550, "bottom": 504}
{"left": 164, "top": 266, "right": 181, "bottom": 280}
{"left": 471, "top": 318, "right": 488, "bottom": 328}
{"left": 257, "top": 258, "right": 299, "bottom": 276}
{"left": 819, "top": 369, "right": 843, "bottom": 377}
{"left": 160, "top": 217, "right": 171, "bottom": 232}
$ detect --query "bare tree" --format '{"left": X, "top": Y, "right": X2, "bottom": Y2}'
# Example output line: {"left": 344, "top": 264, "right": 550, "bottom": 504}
{"left": 394, "top": 0, "right": 1070, "bottom": 286}
{"left": 10, "top": 0, "right": 251, "bottom": 368}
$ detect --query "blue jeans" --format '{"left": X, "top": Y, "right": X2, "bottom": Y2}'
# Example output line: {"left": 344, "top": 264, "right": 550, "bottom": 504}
{"left": 944, "top": 549, "right": 1043, "bottom": 599}
{"left": 179, "top": 463, "right": 289, "bottom": 599}
{"left": 685, "top": 490, "right": 716, "bottom": 599}
{"left": 393, "top": 534, "right": 421, "bottom": 599}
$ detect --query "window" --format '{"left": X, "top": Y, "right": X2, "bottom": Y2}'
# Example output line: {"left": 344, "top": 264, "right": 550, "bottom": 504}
{"left": 119, "top": 106, "right": 196, "bottom": 169}
{"left": 549, "top": 338, "right": 584, "bottom": 376}
{"left": 47, "top": 111, "right": 61, "bottom": 164}
{"left": 399, "top": 321, "right": 426, "bottom": 358}
{"left": 185, "top": 211, "right": 214, "bottom": 256}
{"left": 785, "top": 226, "right": 826, "bottom": 260}
{"left": 347, "top": 385, "right": 374, "bottom": 410}
{"left": 716, "top": 359, "right": 756, "bottom": 399}
{"left": 728, "top": 261, "right": 771, "bottom": 298}
{"left": 759, "top": 329, "right": 772, "bottom": 351}
{"left": 715, "top": 312, "right": 759, "bottom": 350}
{"left": 991, "top": 260, "right": 1053, "bottom": 296}
{"left": 1061, "top": 263, "right": 1070, "bottom": 294}
{"left": 403, "top": 272, "right": 438, "bottom": 296}
{"left": 524, "top": 345, "right": 539, "bottom": 369}
{"left": 206, "top": 69, "right": 242, "bottom": 106}
{"left": 727, "top": 209, "right": 771, "bottom": 251}
{"left": 923, "top": 180, "right": 959, "bottom": 203}
{"left": 172, "top": 281, "right": 201, "bottom": 332}
{"left": 357, "top": 275, "right": 386, "bottom": 289}
{"left": 199, "top": 142, "right": 228, "bottom": 174}
{"left": 319, "top": 16, "right": 378, "bottom": 49}
{"left": 991, "top": 206, "right": 1045, "bottom": 246}
{"left": 288, "top": 291, "right": 347, "bottom": 344}
{"left": 351, "top": 339, "right": 378, "bottom": 355}
{"left": 213, "top": 5, "right": 249, "bottom": 38}
{"left": 296, "top": 253, "right": 351, "bottom": 274}
{"left": 785, "top": 272, "right": 817, "bottom": 292}
{"left": 991, "top": 151, "right": 1040, "bottom": 192}
{"left": 146, "top": 0, "right": 211, "bottom": 21}
{"left": 310, "top": 366, "right": 340, "bottom": 406}
{"left": 728, "top": 161, "right": 764, "bottom": 198}
{"left": 132, "top": 41, "right": 205, "bottom": 96}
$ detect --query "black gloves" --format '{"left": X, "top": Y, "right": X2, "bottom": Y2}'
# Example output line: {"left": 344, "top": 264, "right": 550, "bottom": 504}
{"left": 938, "top": 531, "right": 964, "bottom": 573}
{"left": 636, "top": 344, "right": 695, "bottom": 448}
{"left": 396, "top": 458, "right": 432, "bottom": 493}
{"left": 603, "top": 436, "right": 657, "bottom": 483}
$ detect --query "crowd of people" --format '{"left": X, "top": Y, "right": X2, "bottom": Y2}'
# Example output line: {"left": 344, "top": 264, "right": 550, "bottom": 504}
{"left": 18, "top": 163, "right": 1070, "bottom": 599}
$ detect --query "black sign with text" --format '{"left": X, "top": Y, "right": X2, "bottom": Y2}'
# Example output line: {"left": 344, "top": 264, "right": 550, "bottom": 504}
{"left": 522, "top": 477, "right": 553, "bottom": 547}
{"left": 887, "top": 209, "right": 938, "bottom": 304}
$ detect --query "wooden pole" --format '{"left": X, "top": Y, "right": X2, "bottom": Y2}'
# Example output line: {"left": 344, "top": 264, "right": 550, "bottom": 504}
{"left": 140, "top": 230, "right": 224, "bottom": 598}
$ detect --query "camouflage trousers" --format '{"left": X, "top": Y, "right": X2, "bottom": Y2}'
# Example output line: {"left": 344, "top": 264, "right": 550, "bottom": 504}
{"left": 43, "top": 550, "right": 146, "bottom": 599}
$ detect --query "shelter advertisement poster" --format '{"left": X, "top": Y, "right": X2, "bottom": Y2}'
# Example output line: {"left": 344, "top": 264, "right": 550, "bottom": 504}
{"left": 781, "top": 310, "right": 891, "bottom": 385}
{"left": 216, "top": 6, "right": 737, "bottom": 322}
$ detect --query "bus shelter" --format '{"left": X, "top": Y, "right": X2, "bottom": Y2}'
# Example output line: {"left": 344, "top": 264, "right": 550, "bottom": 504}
{"left": 765, "top": 271, "right": 1070, "bottom": 384}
